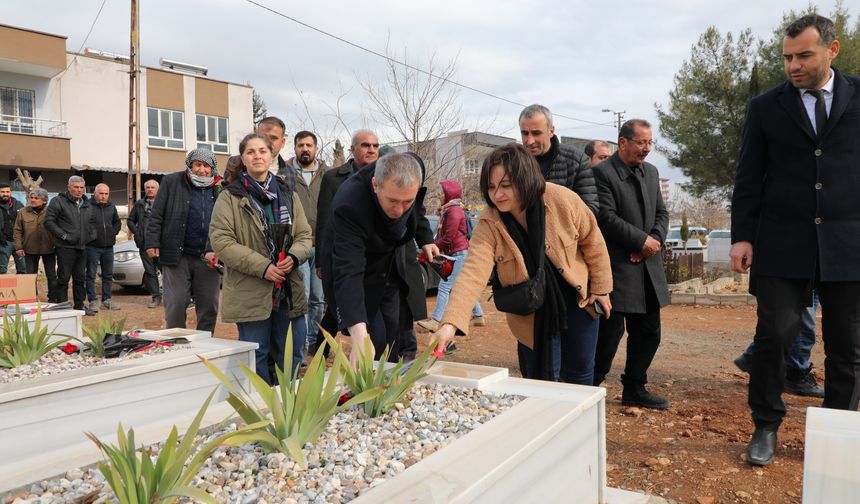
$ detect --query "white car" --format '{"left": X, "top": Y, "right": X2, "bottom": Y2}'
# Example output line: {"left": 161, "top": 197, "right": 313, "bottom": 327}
{"left": 111, "top": 239, "right": 155, "bottom": 288}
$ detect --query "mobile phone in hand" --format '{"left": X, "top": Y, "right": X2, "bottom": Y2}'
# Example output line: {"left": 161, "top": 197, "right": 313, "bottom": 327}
{"left": 593, "top": 301, "right": 605, "bottom": 318}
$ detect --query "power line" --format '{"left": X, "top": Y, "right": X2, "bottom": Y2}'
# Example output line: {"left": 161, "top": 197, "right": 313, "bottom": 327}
{"left": 57, "top": 0, "right": 109, "bottom": 77}
{"left": 243, "top": 0, "right": 612, "bottom": 128}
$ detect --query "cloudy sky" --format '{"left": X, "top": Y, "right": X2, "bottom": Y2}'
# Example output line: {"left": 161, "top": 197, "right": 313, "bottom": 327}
{"left": 3, "top": 0, "right": 848, "bottom": 183}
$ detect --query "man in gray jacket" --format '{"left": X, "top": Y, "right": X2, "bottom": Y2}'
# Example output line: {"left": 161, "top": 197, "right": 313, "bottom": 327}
{"left": 519, "top": 104, "right": 599, "bottom": 214}
{"left": 44, "top": 175, "right": 96, "bottom": 314}
{"left": 86, "top": 183, "right": 122, "bottom": 312}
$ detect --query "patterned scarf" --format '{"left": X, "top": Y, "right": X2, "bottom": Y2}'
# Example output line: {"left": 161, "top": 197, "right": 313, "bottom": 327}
{"left": 240, "top": 170, "right": 291, "bottom": 259}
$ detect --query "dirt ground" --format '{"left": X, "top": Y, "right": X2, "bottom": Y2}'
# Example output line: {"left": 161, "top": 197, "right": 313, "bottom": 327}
{"left": 89, "top": 283, "right": 821, "bottom": 504}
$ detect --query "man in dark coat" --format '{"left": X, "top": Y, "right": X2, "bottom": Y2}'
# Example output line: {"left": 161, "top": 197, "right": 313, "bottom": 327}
{"left": 145, "top": 149, "right": 222, "bottom": 333}
{"left": 127, "top": 179, "right": 161, "bottom": 307}
{"left": 730, "top": 14, "right": 860, "bottom": 466}
{"left": 320, "top": 153, "right": 436, "bottom": 364}
{"left": 313, "top": 129, "right": 379, "bottom": 347}
{"left": 85, "top": 183, "right": 122, "bottom": 312}
{"left": 593, "top": 119, "right": 671, "bottom": 410}
{"left": 519, "top": 104, "right": 599, "bottom": 214}
{"left": 44, "top": 175, "right": 97, "bottom": 314}
{"left": 0, "top": 182, "right": 26, "bottom": 274}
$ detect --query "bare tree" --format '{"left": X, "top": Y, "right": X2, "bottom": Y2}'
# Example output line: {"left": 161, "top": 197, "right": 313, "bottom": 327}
{"left": 672, "top": 191, "right": 730, "bottom": 231}
{"left": 359, "top": 44, "right": 462, "bottom": 181}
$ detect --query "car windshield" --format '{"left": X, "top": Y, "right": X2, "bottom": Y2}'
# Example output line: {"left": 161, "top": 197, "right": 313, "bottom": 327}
{"left": 667, "top": 229, "right": 681, "bottom": 240}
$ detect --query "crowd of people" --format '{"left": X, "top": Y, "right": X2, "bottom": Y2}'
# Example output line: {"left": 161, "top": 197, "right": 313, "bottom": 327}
{"left": 6, "top": 13, "right": 856, "bottom": 470}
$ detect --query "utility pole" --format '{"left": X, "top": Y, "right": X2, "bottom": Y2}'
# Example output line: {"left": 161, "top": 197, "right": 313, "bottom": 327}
{"left": 602, "top": 108, "right": 625, "bottom": 134}
{"left": 127, "top": 0, "right": 140, "bottom": 210}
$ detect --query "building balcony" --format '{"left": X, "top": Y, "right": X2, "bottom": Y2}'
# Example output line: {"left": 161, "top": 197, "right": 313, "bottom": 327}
{"left": 0, "top": 116, "right": 70, "bottom": 170}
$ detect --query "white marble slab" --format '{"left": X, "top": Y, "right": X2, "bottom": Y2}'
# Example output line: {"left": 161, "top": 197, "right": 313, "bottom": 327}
{"left": 803, "top": 407, "right": 860, "bottom": 503}
{"left": 0, "top": 337, "right": 256, "bottom": 492}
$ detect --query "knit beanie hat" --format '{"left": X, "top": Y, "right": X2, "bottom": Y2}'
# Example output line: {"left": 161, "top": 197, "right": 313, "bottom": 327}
{"left": 185, "top": 148, "right": 219, "bottom": 175}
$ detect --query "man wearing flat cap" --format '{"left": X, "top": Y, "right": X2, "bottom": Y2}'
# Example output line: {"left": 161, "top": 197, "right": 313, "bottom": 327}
{"left": 145, "top": 148, "right": 223, "bottom": 333}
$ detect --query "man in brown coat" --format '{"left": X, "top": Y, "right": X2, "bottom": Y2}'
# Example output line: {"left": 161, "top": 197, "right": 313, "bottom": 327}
{"left": 14, "top": 188, "right": 59, "bottom": 302}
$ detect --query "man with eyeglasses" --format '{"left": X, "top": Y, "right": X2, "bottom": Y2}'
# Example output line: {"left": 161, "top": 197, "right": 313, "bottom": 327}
{"left": 731, "top": 14, "right": 860, "bottom": 466}
{"left": 592, "top": 119, "right": 671, "bottom": 411}
{"left": 314, "top": 129, "right": 380, "bottom": 351}
{"left": 518, "top": 104, "right": 599, "bottom": 214}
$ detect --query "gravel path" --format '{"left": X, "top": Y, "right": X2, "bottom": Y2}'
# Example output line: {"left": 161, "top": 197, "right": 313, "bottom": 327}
{"left": 3, "top": 383, "right": 520, "bottom": 503}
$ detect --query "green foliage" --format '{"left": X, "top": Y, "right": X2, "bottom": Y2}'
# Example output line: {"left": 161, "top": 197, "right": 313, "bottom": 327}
{"left": 80, "top": 311, "right": 127, "bottom": 357}
{"left": 0, "top": 302, "right": 67, "bottom": 368}
{"left": 334, "top": 333, "right": 437, "bottom": 417}
{"left": 200, "top": 326, "right": 383, "bottom": 469}
{"left": 657, "top": 5, "right": 860, "bottom": 199}
{"left": 680, "top": 213, "right": 690, "bottom": 250}
{"left": 655, "top": 27, "right": 757, "bottom": 200}
{"left": 85, "top": 389, "right": 264, "bottom": 504}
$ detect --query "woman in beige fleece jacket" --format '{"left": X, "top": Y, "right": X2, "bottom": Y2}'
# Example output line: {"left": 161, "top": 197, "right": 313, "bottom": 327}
{"left": 432, "top": 143, "right": 612, "bottom": 385}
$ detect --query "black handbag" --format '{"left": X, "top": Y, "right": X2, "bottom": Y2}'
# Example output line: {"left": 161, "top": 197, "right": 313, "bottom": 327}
{"left": 491, "top": 252, "right": 546, "bottom": 315}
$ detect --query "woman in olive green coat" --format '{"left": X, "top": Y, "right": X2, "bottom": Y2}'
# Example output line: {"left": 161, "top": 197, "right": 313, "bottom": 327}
{"left": 209, "top": 133, "right": 312, "bottom": 384}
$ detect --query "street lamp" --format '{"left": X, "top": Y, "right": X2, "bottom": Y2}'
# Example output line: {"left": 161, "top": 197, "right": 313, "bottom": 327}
{"left": 602, "top": 108, "right": 625, "bottom": 133}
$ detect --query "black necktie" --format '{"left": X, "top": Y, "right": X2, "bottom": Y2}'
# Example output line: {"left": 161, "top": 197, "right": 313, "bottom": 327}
{"left": 806, "top": 89, "right": 828, "bottom": 136}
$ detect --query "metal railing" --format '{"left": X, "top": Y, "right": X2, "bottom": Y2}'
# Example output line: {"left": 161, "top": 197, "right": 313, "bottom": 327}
{"left": 0, "top": 115, "right": 68, "bottom": 138}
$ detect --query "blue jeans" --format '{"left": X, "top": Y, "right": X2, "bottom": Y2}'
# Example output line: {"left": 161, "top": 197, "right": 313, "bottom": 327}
{"left": 300, "top": 247, "right": 326, "bottom": 350}
{"left": 431, "top": 249, "right": 483, "bottom": 321}
{"left": 517, "top": 304, "right": 600, "bottom": 386}
{"left": 0, "top": 240, "right": 26, "bottom": 274}
{"left": 743, "top": 290, "right": 818, "bottom": 371}
{"left": 86, "top": 246, "right": 114, "bottom": 302}
{"left": 237, "top": 305, "right": 307, "bottom": 386}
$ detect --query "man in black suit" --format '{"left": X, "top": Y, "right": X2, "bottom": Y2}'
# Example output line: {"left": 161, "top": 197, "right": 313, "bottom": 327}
{"left": 592, "top": 119, "right": 671, "bottom": 410}
{"left": 320, "top": 153, "right": 437, "bottom": 364}
{"left": 731, "top": 14, "right": 860, "bottom": 466}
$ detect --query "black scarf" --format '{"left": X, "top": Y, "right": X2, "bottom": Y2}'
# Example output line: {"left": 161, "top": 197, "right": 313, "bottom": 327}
{"left": 500, "top": 196, "right": 567, "bottom": 380}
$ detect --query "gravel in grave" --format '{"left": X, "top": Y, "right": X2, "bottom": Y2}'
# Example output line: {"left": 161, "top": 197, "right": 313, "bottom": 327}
{"left": 0, "top": 344, "right": 190, "bottom": 385}
{"left": 5, "top": 383, "right": 521, "bottom": 504}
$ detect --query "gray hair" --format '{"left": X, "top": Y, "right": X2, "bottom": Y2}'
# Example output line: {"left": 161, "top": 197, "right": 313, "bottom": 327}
{"left": 144, "top": 179, "right": 159, "bottom": 188}
{"left": 68, "top": 175, "right": 85, "bottom": 185}
{"left": 375, "top": 153, "right": 421, "bottom": 188}
{"left": 351, "top": 129, "right": 377, "bottom": 147}
{"left": 518, "top": 104, "right": 553, "bottom": 130}
{"left": 30, "top": 187, "right": 49, "bottom": 201}
{"left": 786, "top": 14, "right": 837, "bottom": 45}
{"left": 94, "top": 183, "right": 109, "bottom": 192}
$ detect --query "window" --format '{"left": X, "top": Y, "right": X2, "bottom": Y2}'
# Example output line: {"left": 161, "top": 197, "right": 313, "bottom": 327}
{"left": 0, "top": 87, "right": 35, "bottom": 134}
{"left": 147, "top": 107, "right": 184, "bottom": 149}
{"left": 464, "top": 159, "right": 481, "bottom": 176}
{"left": 196, "top": 114, "right": 228, "bottom": 153}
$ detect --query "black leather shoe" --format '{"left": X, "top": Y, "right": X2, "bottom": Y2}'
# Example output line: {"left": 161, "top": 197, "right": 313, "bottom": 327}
{"left": 622, "top": 388, "right": 670, "bottom": 410}
{"left": 784, "top": 367, "right": 825, "bottom": 398}
{"left": 734, "top": 353, "right": 751, "bottom": 373}
{"left": 746, "top": 427, "right": 777, "bottom": 466}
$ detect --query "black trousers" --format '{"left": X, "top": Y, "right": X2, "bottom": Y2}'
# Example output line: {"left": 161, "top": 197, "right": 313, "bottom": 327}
{"left": 750, "top": 276, "right": 860, "bottom": 428}
{"left": 25, "top": 253, "right": 59, "bottom": 302}
{"left": 55, "top": 247, "right": 87, "bottom": 309}
{"left": 138, "top": 247, "right": 161, "bottom": 298}
{"left": 593, "top": 276, "right": 662, "bottom": 388}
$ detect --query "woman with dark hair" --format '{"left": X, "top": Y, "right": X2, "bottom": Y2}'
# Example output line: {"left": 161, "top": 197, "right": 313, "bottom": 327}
{"left": 209, "top": 133, "right": 312, "bottom": 384}
{"left": 432, "top": 143, "right": 612, "bottom": 384}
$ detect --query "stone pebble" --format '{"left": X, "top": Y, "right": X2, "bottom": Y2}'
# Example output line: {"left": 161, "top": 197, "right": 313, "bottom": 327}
{"left": 3, "top": 383, "right": 519, "bottom": 503}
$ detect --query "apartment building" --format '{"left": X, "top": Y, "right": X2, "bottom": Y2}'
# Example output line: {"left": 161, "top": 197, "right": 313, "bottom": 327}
{"left": 0, "top": 24, "right": 253, "bottom": 201}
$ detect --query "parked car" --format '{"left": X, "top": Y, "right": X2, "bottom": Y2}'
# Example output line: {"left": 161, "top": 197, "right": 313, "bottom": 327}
{"left": 664, "top": 227, "right": 708, "bottom": 260}
{"left": 706, "top": 229, "right": 731, "bottom": 263}
{"left": 112, "top": 239, "right": 159, "bottom": 289}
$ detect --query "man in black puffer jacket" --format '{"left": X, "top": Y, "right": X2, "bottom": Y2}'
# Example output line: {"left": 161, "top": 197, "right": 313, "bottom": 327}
{"left": 44, "top": 175, "right": 97, "bottom": 313}
{"left": 145, "top": 149, "right": 222, "bottom": 333}
{"left": 86, "top": 184, "right": 122, "bottom": 312}
{"left": 519, "top": 104, "right": 599, "bottom": 214}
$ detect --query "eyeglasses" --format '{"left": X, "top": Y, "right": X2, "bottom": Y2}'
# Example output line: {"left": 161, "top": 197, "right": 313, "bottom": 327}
{"left": 624, "top": 138, "right": 654, "bottom": 148}
{"left": 359, "top": 142, "right": 380, "bottom": 149}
